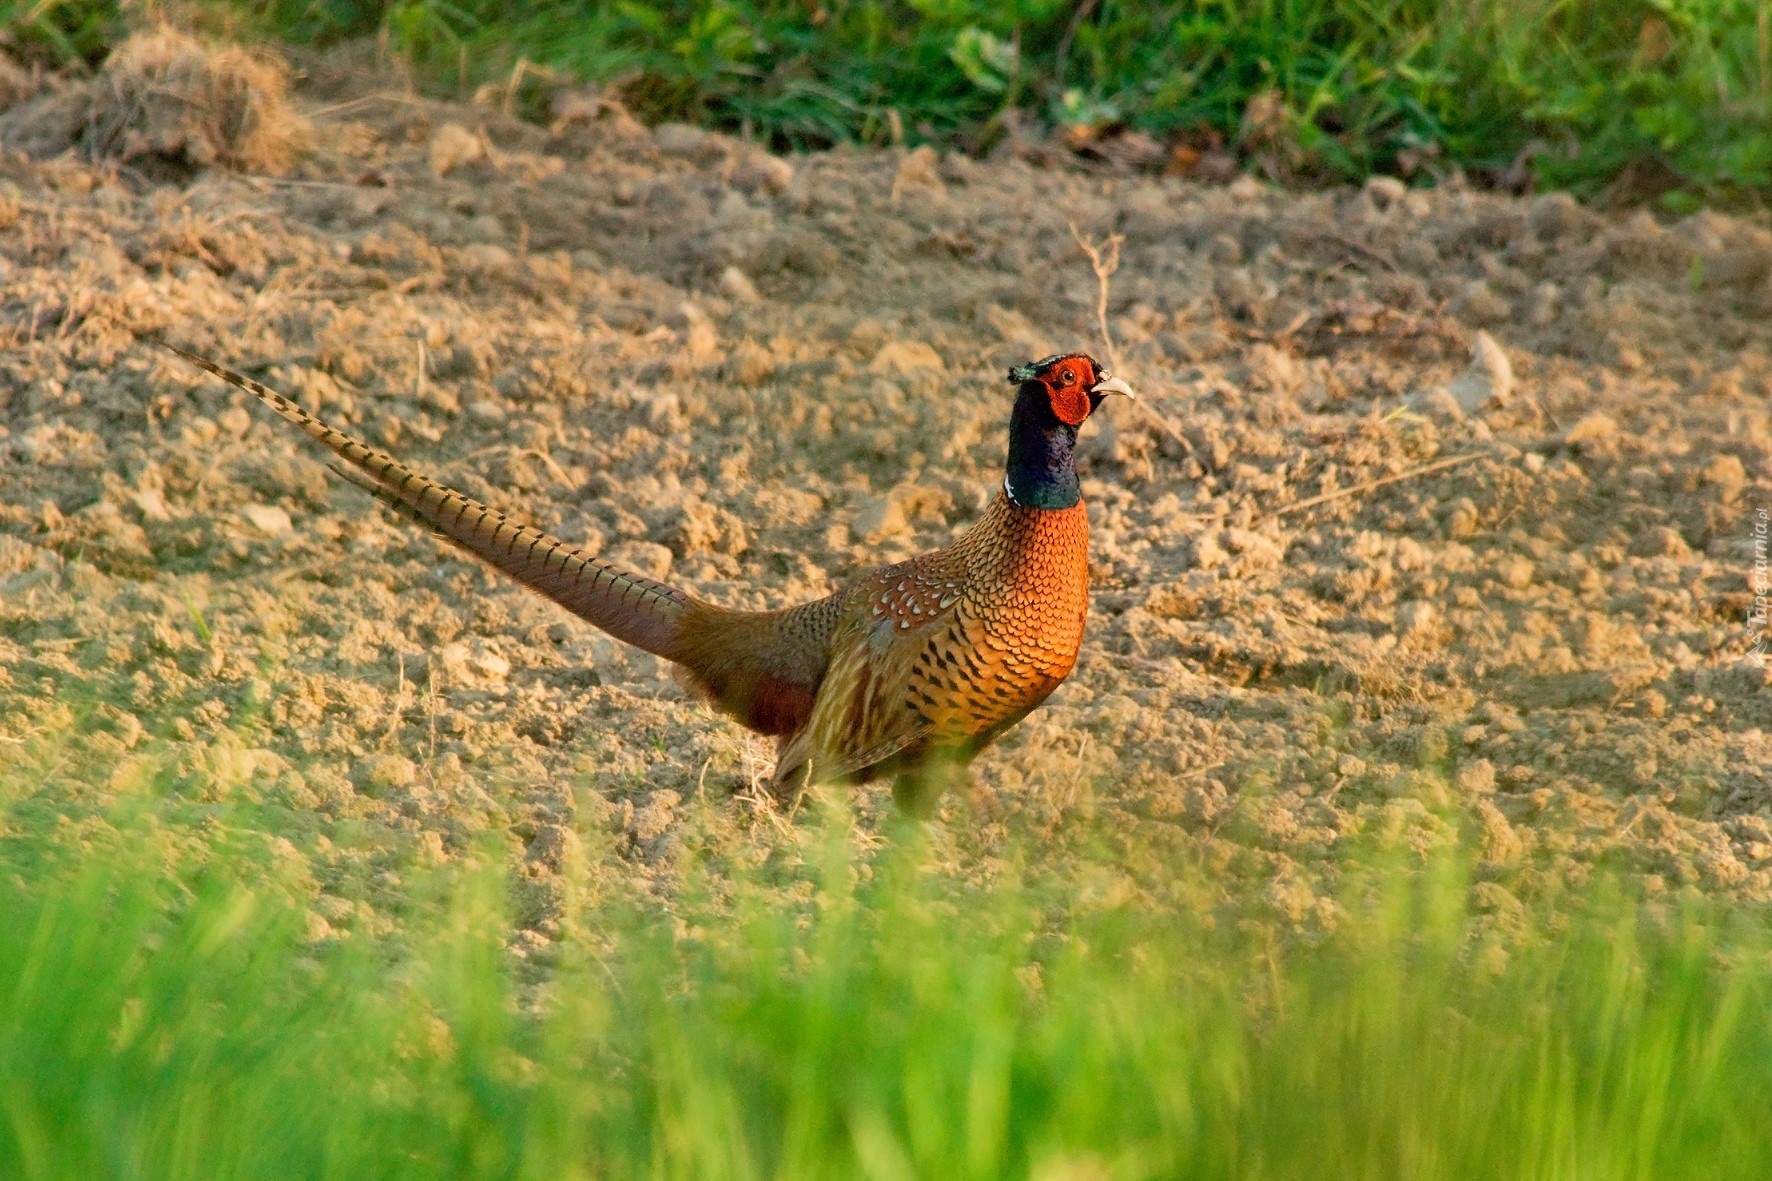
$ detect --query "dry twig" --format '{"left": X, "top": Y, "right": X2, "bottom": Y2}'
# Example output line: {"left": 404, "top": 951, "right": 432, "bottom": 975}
{"left": 1068, "top": 221, "right": 1193, "bottom": 454}
{"left": 1264, "top": 452, "right": 1486, "bottom": 521}
{"left": 1068, "top": 220, "right": 1124, "bottom": 373}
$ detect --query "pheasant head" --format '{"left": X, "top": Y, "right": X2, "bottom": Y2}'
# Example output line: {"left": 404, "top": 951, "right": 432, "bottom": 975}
{"left": 1004, "top": 353, "right": 1133, "bottom": 509}
{"left": 1008, "top": 353, "right": 1134, "bottom": 425}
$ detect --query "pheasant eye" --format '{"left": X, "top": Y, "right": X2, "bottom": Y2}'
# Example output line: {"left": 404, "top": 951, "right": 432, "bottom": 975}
{"left": 1058, "top": 370, "right": 1075, "bottom": 386}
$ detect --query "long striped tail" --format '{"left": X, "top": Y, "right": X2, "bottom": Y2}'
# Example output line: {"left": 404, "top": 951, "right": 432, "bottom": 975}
{"left": 153, "top": 338, "right": 690, "bottom": 660}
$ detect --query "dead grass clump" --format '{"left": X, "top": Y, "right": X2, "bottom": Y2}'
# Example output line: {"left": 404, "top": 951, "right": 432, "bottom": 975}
{"left": 1, "top": 28, "right": 309, "bottom": 172}
{"left": 83, "top": 27, "right": 309, "bottom": 174}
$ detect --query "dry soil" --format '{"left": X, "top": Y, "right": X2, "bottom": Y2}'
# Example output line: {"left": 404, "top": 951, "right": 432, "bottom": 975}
{"left": 2, "top": 46, "right": 1770, "bottom": 943}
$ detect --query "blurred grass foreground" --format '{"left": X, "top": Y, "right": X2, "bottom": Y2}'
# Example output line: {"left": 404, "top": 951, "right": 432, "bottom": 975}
{"left": 4, "top": 744, "right": 1772, "bottom": 1179}
{"left": 4, "top": 0, "right": 1772, "bottom": 204}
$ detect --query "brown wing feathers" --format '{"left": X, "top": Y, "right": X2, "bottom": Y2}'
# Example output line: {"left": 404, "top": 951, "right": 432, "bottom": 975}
{"left": 153, "top": 339, "right": 689, "bottom": 661}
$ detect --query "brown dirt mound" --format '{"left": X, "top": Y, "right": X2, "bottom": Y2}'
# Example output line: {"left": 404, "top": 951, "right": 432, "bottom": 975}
{"left": 0, "top": 28, "right": 307, "bottom": 175}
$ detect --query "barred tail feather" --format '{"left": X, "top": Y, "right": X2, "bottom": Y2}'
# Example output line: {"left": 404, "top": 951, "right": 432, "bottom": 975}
{"left": 154, "top": 339, "right": 689, "bottom": 660}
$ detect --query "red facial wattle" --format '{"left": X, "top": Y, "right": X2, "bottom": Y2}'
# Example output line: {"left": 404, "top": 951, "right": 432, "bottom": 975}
{"left": 1043, "top": 359, "right": 1098, "bottom": 426}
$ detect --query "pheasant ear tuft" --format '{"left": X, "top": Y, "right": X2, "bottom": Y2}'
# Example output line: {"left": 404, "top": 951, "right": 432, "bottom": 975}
{"left": 1008, "top": 354, "right": 1068, "bottom": 384}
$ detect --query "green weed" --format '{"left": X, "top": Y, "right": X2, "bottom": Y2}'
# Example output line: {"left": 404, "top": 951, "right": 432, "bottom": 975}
{"left": 4, "top": 1, "right": 1770, "bottom": 200}
{"left": 3, "top": 725, "right": 1772, "bottom": 1179}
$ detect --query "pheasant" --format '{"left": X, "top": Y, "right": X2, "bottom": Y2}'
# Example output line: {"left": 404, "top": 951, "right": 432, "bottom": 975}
{"left": 154, "top": 341, "right": 1132, "bottom": 814}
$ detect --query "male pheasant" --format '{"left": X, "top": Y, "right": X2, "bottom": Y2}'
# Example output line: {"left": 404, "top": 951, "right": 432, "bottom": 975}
{"left": 156, "top": 342, "right": 1132, "bottom": 814}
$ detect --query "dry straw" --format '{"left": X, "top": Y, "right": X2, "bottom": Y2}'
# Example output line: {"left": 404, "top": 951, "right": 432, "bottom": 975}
{"left": 90, "top": 28, "right": 310, "bottom": 173}
{"left": 0, "top": 27, "right": 310, "bottom": 173}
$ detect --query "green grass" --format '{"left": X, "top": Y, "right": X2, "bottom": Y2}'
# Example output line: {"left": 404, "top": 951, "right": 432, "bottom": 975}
{"left": 5, "top": 728, "right": 1772, "bottom": 1180}
{"left": 4, "top": 0, "right": 1772, "bottom": 204}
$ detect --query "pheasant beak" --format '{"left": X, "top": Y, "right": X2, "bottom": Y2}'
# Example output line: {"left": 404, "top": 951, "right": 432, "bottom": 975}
{"left": 1090, "top": 374, "right": 1135, "bottom": 399}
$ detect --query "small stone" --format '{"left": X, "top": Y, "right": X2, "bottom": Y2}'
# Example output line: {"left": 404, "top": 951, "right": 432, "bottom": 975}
{"left": 460, "top": 242, "right": 512, "bottom": 273}
{"left": 130, "top": 487, "right": 171, "bottom": 523}
{"left": 1472, "top": 798, "right": 1523, "bottom": 864}
{"left": 719, "top": 265, "right": 761, "bottom": 302}
{"left": 1205, "top": 233, "right": 1243, "bottom": 266}
{"left": 890, "top": 145, "right": 943, "bottom": 201}
{"left": 606, "top": 540, "right": 674, "bottom": 581}
{"left": 464, "top": 213, "right": 504, "bottom": 243}
{"left": 1364, "top": 175, "right": 1407, "bottom": 208}
{"left": 853, "top": 495, "right": 908, "bottom": 544}
{"left": 1702, "top": 454, "right": 1747, "bottom": 503}
{"left": 1248, "top": 343, "right": 1303, "bottom": 393}
{"left": 1265, "top": 874, "right": 1321, "bottom": 924}
{"left": 679, "top": 301, "right": 719, "bottom": 361}
{"left": 1630, "top": 525, "right": 1691, "bottom": 559}
{"left": 1607, "top": 336, "right": 1644, "bottom": 371}
{"left": 670, "top": 499, "right": 748, "bottom": 556}
{"left": 1224, "top": 527, "right": 1284, "bottom": 569}
{"left": 217, "top": 405, "right": 252, "bottom": 438}
{"left": 1445, "top": 330, "right": 1515, "bottom": 413}
{"left": 0, "top": 535, "right": 60, "bottom": 593}
{"left": 428, "top": 123, "right": 484, "bottom": 177}
{"left": 1442, "top": 497, "right": 1481, "bottom": 540}
{"left": 1189, "top": 530, "right": 1229, "bottom": 569}
{"left": 629, "top": 789, "right": 681, "bottom": 841}
{"left": 727, "top": 339, "right": 774, "bottom": 384}
{"left": 1453, "top": 280, "right": 1511, "bottom": 326}
{"left": 526, "top": 823, "right": 579, "bottom": 869}
{"left": 1410, "top": 385, "right": 1465, "bottom": 422}
{"left": 1471, "top": 883, "right": 1524, "bottom": 922}
{"left": 363, "top": 754, "right": 417, "bottom": 792}
{"left": 1090, "top": 693, "right": 1142, "bottom": 734}
{"left": 1529, "top": 191, "right": 1590, "bottom": 241}
{"left": 1457, "top": 757, "right": 1497, "bottom": 794}
{"left": 439, "top": 638, "right": 511, "bottom": 685}
{"left": 241, "top": 503, "right": 292, "bottom": 537}
{"left": 304, "top": 912, "right": 336, "bottom": 943}
{"left": 1228, "top": 174, "right": 1266, "bottom": 201}
{"left": 1396, "top": 600, "right": 1437, "bottom": 635}
{"left": 868, "top": 340, "right": 945, "bottom": 375}
{"left": 546, "top": 85, "right": 605, "bottom": 128}
{"left": 1496, "top": 554, "right": 1535, "bottom": 589}
{"left": 652, "top": 122, "right": 706, "bottom": 158}
{"left": 1564, "top": 411, "right": 1619, "bottom": 451}
{"left": 734, "top": 151, "right": 795, "bottom": 195}
{"left": 1526, "top": 282, "right": 1561, "bottom": 327}
{"left": 13, "top": 424, "right": 59, "bottom": 463}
